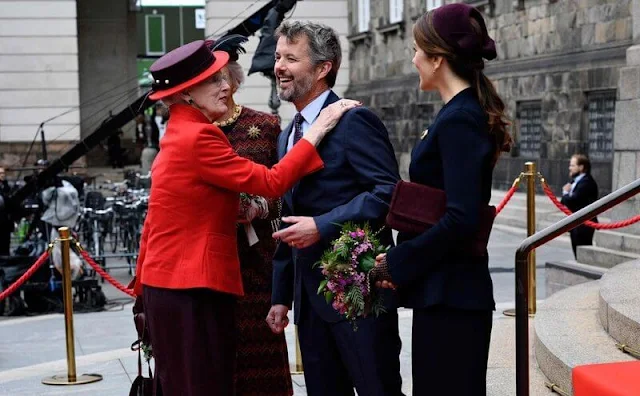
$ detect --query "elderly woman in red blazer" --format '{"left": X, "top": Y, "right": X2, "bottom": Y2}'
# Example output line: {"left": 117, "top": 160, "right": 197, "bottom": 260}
{"left": 133, "top": 40, "right": 358, "bottom": 396}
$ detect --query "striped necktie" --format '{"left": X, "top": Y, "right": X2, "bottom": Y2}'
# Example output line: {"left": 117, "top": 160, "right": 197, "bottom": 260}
{"left": 293, "top": 113, "right": 304, "bottom": 146}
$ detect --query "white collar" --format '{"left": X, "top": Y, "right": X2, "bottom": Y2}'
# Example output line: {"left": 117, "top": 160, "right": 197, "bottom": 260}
{"left": 573, "top": 173, "right": 586, "bottom": 184}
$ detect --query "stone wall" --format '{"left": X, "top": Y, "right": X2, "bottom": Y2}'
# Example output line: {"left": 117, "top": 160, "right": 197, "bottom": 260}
{"left": 0, "top": 0, "right": 81, "bottom": 168}
{"left": 345, "top": 0, "right": 632, "bottom": 194}
{"left": 610, "top": 0, "right": 640, "bottom": 234}
{"left": 0, "top": 0, "right": 140, "bottom": 169}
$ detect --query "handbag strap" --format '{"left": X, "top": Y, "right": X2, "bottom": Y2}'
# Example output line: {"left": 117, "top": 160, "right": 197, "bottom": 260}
{"left": 137, "top": 345, "right": 143, "bottom": 377}
{"left": 133, "top": 340, "right": 153, "bottom": 379}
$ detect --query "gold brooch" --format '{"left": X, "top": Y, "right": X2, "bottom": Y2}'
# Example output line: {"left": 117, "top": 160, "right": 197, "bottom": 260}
{"left": 421, "top": 128, "right": 429, "bottom": 139}
{"left": 248, "top": 125, "right": 261, "bottom": 139}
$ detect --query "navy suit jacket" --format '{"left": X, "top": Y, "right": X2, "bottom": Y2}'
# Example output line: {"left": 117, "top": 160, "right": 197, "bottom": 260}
{"left": 560, "top": 174, "right": 599, "bottom": 214}
{"left": 386, "top": 88, "right": 496, "bottom": 311}
{"left": 271, "top": 91, "right": 401, "bottom": 323}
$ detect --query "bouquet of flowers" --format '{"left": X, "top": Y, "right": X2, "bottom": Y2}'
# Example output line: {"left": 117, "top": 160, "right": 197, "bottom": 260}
{"left": 316, "top": 222, "right": 388, "bottom": 330}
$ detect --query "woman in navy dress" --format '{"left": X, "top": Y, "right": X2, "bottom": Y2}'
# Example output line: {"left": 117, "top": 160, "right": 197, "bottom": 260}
{"left": 372, "top": 4, "right": 512, "bottom": 395}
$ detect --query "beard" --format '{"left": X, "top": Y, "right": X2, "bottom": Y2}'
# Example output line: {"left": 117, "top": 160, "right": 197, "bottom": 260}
{"left": 277, "top": 74, "right": 315, "bottom": 103}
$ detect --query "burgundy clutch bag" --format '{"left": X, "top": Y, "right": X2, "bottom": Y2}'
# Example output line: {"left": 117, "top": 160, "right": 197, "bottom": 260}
{"left": 386, "top": 180, "right": 496, "bottom": 256}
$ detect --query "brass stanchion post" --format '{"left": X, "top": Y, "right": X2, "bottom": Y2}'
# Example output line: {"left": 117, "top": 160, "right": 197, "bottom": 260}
{"left": 525, "top": 162, "right": 537, "bottom": 315}
{"left": 291, "top": 325, "right": 304, "bottom": 375}
{"left": 504, "top": 162, "right": 537, "bottom": 317}
{"left": 42, "top": 227, "right": 102, "bottom": 386}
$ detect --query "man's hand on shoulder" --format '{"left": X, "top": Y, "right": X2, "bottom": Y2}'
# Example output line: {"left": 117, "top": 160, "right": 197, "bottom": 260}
{"left": 272, "top": 216, "right": 321, "bottom": 249}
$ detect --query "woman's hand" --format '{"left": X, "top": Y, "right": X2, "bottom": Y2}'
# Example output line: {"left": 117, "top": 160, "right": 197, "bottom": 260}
{"left": 373, "top": 253, "right": 397, "bottom": 290}
{"left": 237, "top": 195, "right": 269, "bottom": 224}
{"left": 303, "top": 99, "right": 361, "bottom": 146}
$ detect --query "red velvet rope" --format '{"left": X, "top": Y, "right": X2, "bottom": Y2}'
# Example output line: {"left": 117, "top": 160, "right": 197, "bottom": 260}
{"left": 495, "top": 184, "right": 518, "bottom": 215}
{"left": 74, "top": 243, "right": 136, "bottom": 298}
{"left": 0, "top": 251, "right": 51, "bottom": 301}
{"left": 541, "top": 179, "right": 640, "bottom": 230}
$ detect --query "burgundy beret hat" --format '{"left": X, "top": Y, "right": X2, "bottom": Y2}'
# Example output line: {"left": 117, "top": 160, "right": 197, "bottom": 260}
{"left": 149, "top": 40, "right": 229, "bottom": 100}
{"left": 432, "top": 4, "right": 497, "bottom": 61}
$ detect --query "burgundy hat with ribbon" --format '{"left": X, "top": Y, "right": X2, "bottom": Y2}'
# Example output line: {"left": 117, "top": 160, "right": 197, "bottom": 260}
{"left": 149, "top": 40, "right": 229, "bottom": 100}
{"left": 432, "top": 4, "right": 497, "bottom": 61}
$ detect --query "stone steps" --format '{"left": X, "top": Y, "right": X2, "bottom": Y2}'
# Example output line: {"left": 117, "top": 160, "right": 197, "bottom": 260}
{"left": 545, "top": 260, "right": 607, "bottom": 297}
{"left": 576, "top": 245, "right": 640, "bottom": 268}
{"left": 534, "top": 281, "right": 636, "bottom": 395}
{"left": 599, "top": 261, "right": 640, "bottom": 355}
{"left": 595, "top": 230, "right": 640, "bottom": 254}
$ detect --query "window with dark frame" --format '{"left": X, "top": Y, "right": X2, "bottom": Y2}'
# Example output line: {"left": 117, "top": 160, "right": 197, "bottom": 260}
{"left": 587, "top": 91, "right": 616, "bottom": 161}
{"left": 145, "top": 14, "right": 166, "bottom": 56}
{"left": 517, "top": 101, "right": 542, "bottom": 158}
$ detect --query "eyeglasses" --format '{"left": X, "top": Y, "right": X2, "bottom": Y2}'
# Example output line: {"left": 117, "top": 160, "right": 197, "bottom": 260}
{"left": 210, "top": 73, "right": 230, "bottom": 86}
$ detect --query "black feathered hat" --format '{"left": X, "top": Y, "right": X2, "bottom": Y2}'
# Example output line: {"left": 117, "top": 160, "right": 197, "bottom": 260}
{"left": 205, "top": 34, "right": 248, "bottom": 62}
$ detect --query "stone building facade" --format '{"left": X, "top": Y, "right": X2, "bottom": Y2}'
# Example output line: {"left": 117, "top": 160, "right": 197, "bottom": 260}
{"left": 0, "top": 0, "right": 139, "bottom": 169}
{"left": 345, "top": 0, "right": 633, "bottom": 194}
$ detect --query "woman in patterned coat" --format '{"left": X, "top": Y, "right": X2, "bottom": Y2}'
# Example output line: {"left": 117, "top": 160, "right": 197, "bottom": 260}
{"left": 209, "top": 37, "right": 294, "bottom": 396}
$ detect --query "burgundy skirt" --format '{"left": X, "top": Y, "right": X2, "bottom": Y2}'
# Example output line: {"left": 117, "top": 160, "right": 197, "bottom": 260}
{"left": 143, "top": 285, "right": 237, "bottom": 396}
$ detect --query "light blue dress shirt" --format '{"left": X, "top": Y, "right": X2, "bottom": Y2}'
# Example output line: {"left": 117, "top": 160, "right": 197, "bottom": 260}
{"left": 286, "top": 90, "right": 331, "bottom": 153}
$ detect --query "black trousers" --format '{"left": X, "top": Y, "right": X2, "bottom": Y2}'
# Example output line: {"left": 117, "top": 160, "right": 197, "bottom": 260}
{"left": 570, "top": 225, "right": 595, "bottom": 258}
{"left": 143, "top": 286, "right": 237, "bottom": 396}
{"left": 297, "top": 289, "right": 404, "bottom": 396}
{"left": 412, "top": 306, "right": 493, "bottom": 396}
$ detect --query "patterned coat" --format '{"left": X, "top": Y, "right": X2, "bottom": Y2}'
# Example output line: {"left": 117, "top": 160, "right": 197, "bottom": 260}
{"left": 220, "top": 106, "right": 294, "bottom": 396}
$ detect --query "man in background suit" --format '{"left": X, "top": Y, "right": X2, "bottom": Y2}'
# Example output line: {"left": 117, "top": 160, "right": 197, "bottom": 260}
{"left": 561, "top": 154, "right": 599, "bottom": 258}
{"left": 266, "top": 21, "right": 403, "bottom": 396}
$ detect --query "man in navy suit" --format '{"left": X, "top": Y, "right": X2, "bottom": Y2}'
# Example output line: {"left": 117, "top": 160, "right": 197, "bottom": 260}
{"left": 266, "top": 21, "right": 403, "bottom": 396}
{"left": 561, "top": 154, "right": 599, "bottom": 258}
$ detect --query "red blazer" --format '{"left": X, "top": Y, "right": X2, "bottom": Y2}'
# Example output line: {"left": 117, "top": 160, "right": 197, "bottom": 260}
{"left": 134, "top": 104, "right": 323, "bottom": 296}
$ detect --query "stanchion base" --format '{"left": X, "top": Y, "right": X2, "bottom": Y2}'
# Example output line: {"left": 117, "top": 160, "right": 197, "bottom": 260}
{"left": 503, "top": 308, "right": 535, "bottom": 317}
{"left": 290, "top": 365, "right": 304, "bottom": 375}
{"left": 42, "top": 373, "right": 103, "bottom": 385}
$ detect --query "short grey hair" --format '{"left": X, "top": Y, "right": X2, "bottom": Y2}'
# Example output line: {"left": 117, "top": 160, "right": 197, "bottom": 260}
{"left": 226, "top": 61, "right": 245, "bottom": 91}
{"left": 275, "top": 21, "right": 341, "bottom": 87}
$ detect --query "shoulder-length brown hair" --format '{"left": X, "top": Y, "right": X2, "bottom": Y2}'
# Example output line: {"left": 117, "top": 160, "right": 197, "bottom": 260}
{"left": 414, "top": 11, "right": 512, "bottom": 161}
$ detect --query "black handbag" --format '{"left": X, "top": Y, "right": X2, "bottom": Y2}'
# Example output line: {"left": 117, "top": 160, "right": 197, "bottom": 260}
{"left": 129, "top": 340, "right": 153, "bottom": 396}
{"left": 129, "top": 277, "right": 154, "bottom": 396}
